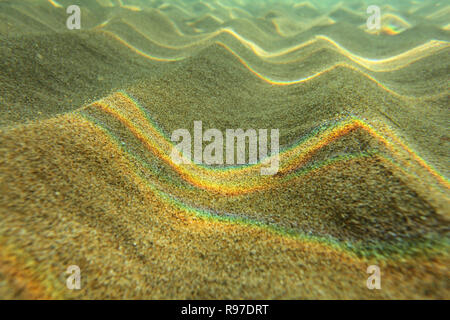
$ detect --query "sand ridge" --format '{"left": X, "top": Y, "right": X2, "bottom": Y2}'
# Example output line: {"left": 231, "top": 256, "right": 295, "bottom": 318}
{"left": 0, "top": 0, "right": 449, "bottom": 299}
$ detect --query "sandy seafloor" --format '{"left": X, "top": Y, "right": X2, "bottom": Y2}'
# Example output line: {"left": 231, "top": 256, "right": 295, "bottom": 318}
{"left": 0, "top": 0, "right": 449, "bottom": 299}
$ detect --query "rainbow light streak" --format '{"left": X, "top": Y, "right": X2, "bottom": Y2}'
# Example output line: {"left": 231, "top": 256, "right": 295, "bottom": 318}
{"left": 47, "top": 0, "right": 63, "bottom": 8}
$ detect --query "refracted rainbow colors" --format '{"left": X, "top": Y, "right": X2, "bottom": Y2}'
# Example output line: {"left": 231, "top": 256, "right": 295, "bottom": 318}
{"left": 82, "top": 91, "right": 449, "bottom": 197}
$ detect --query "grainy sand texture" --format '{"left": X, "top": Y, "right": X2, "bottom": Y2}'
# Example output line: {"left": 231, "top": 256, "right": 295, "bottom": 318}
{"left": 0, "top": 0, "right": 449, "bottom": 299}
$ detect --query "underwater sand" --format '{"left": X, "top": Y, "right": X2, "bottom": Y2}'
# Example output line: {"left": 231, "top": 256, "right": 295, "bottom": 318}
{"left": 0, "top": 0, "right": 449, "bottom": 299}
